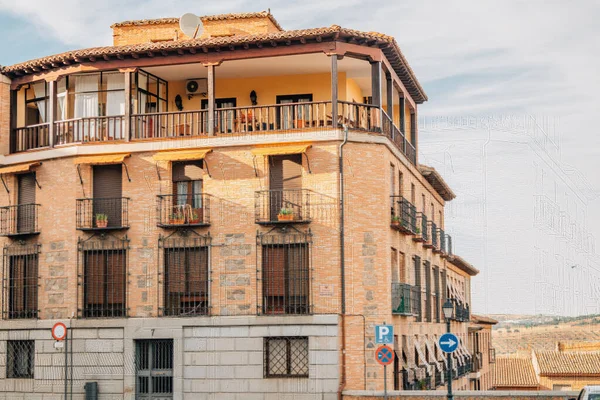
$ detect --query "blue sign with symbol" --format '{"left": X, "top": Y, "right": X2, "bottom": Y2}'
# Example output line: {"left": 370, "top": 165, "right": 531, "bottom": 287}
{"left": 375, "top": 325, "right": 394, "bottom": 344}
{"left": 439, "top": 333, "right": 459, "bottom": 353}
{"left": 375, "top": 345, "right": 395, "bottom": 366}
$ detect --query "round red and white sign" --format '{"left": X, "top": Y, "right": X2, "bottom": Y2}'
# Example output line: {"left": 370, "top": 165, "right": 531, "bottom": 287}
{"left": 51, "top": 322, "right": 67, "bottom": 341}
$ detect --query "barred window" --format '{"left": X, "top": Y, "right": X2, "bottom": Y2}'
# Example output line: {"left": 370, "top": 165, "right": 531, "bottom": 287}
{"left": 136, "top": 339, "right": 173, "bottom": 396}
{"left": 7, "top": 340, "right": 34, "bottom": 378}
{"left": 159, "top": 233, "right": 211, "bottom": 316}
{"left": 3, "top": 244, "right": 40, "bottom": 319}
{"left": 78, "top": 235, "right": 128, "bottom": 318}
{"left": 264, "top": 337, "right": 309, "bottom": 378}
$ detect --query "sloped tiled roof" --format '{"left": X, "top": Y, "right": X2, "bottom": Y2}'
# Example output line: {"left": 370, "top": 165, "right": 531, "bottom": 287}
{"left": 471, "top": 314, "right": 498, "bottom": 325}
{"left": 447, "top": 254, "right": 479, "bottom": 276}
{"left": 1, "top": 22, "right": 428, "bottom": 103}
{"left": 535, "top": 351, "right": 600, "bottom": 376}
{"left": 493, "top": 356, "right": 539, "bottom": 388}
{"left": 111, "top": 11, "right": 284, "bottom": 31}
{"left": 419, "top": 164, "right": 455, "bottom": 201}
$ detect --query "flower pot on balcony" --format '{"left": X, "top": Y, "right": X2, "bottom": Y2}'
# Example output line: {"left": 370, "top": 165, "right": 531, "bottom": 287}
{"left": 277, "top": 213, "right": 294, "bottom": 221}
{"left": 188, "top": 208, "right": 203, "bottom": 224}
{"left": 95, "top": 214, "right": 108, "bottom": 228}
{"left": 169, "top": 214, "right": 185, "bottom": 225}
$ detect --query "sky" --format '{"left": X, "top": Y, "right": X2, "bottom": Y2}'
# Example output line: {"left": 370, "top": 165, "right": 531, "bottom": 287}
{"left": 1, "top": 0, "right": 599, "bottom": 316}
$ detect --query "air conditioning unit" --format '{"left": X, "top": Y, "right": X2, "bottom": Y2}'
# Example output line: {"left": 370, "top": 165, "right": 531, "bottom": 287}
{"left": 186, "top": 78, "right": 208, "bottom": 98}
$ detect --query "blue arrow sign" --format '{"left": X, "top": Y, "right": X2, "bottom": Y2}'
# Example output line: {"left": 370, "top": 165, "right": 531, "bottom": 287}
{"left": 375, "top": 325, "right": 394, "bottom": 344}
{"left": 438, "top": 333, "right": 459, "bottom": 353}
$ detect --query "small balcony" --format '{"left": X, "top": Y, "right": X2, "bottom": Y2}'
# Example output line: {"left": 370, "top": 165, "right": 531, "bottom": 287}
{"left": 156, "top": 194, "right": 211, "bottom": 228}
{"left": 471, "top": 351, "right": 484, "bottom": 372}
{"left": 12, "top": 124, "right": 50, "bottom": 153}
{"left": 0, "top": 204, "right": 40, "bottom": 237}
{"left": 413, "top": 212, "right": 428, "bottom": 242}
{"left": 390, "top": 196, "right": 417, "bottom": 234}
{"left": 76, "top": 197, "right": 130, "bottom": 231}
{"left": 424, "top": 221, "right": 438, "bottom": 249}
{"left": 255, "top": 189, "right": 311, "bottom": 225}
{"left": 391, "top": 282, "right": 416, "bottom": 315}
{"left": 448, "top": 299, "right": 470, "bottom": 322}
{"left": 434, "top": 228, "right": 445, "bottom": 254}
{"left": 444, "top": 234, "right": 453, "bottom": 257}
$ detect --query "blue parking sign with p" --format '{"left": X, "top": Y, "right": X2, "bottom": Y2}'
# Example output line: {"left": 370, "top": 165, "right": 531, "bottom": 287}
{"left": 375, "top": 325, "right": 394, "bottom": 344}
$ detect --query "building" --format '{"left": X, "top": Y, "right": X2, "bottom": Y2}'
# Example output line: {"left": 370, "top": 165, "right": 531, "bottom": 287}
{"left": 494, "top": 348, "right": 600, "bottom": 391}
{"left": 469, "top": 314, "right": 498, "bottom": 390}
{"left": 0, "top": 10, "right": 488, "bottom": 399}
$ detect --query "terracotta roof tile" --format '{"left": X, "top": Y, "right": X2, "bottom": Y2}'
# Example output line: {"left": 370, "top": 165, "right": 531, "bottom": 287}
{"left": 471, "top": 314, "right": 499, "bottom": 325}
{"left": 111, "top": 11, "right": 284, "bottom": 31}
{"left": 447, "top": 254, "right": 479, "bottom": 276}
{"left": 535, "top": 350, "right": 600, "bottom": 376}
{"left": 493, "top": 356, "right": 539, "bottom": 388}
{"left": 419, "top": 164, "right": 456, "bottom": 201}
{"left": 1, "top": 24, "right": 427, "bottom": 103}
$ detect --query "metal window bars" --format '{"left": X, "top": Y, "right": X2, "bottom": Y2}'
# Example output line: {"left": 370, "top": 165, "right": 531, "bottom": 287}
{"left": 2, "top": 243, "right": 40, "bottom": 319}
{"left": 157, "top": 194, "right": 211, "bottom": 227}
{"left": 391, "top": 282, "right": 414, "bottom": 315}
{"left": 264, "top": 336, "right": 309, "bottom": 378}
{"left": 135, "top": 339, "right": 174, "bottom": 398}
{"left": 158, "top": 232, "right": 211, "bottom": 317}
{"left": 77, "top": 234, "right": 129, "bottom": 318}
{"left": 255, "top": 189, "right": 312, "bottom": 225}
{"left": 7, "top": 340, "right": 35, "bottom": 378}
{"left": 425, "top": 221, "right": 438, "bottom": 250}
{"left": 0, "top": 204, "right": 41, "bottom": 237}
{"left": 257, "top": 227, "right": 312, "bottom": 315}
{"left": 76, "top": 197, "right": 130, "bottom": 230}
{"left": 412, "top": 212, "right": 428, "bottom": 243}
{"left": 390, "top": 196, "right": 417, "bottom": 234}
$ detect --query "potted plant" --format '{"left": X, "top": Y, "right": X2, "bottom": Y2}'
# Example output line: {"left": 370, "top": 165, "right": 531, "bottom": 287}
{"left": 277, "top": 207, "right": 294, "bottom": 221}
{"left": 95, "top": 213, "right": 108, "bottom": 228}
{"left": 418, "top": 378, "right": 428, "bottom": 390}
{"left": 391, "top": 215, "right": 401, "bottom": 227}
{"left": 415, "top": 226, "right": 421, "bottom": 234}
{"left": 188, "top": 208, "right": 203, "bottom": 224}
{"left": 169, "top": 209, "right": 185, "bottom": 225}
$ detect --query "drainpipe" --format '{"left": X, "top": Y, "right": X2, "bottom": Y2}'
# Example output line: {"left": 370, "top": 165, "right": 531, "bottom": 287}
{"left": 337, "top": 124, "right": 349, "bottom": 400}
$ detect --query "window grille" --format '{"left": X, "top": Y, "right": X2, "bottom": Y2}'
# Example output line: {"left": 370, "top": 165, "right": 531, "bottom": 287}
{"left": 257, "top": 228, "right": 312, "bottom": 315}
{"left": 159, "top": 232, "right": 211, "bottom": 316}
{"left": 78, "top": 234, "right": 128, "bottom": 318}
{"left": 7, "top": 340, "right": 34, "bottom": 378}
{"left": 264, "top": 337, "right": 309, "bottom": 378}
{"left": 136, "top": 339, "right": 173, "bottom": 399}
{"left": 2, "top": 243, "right": 40, "bottom": 319}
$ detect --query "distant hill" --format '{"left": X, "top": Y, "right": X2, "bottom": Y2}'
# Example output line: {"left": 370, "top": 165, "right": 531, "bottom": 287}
{"left": 491, "top": 314, "right": 600, "bottom": 355}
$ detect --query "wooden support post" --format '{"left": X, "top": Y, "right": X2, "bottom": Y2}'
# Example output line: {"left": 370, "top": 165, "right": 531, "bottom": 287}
{"left": 124, "top": 72, "right": 131, "bottom": 141}
{"left": 386, "top": 74, "right": 393, "bottom": 121}
{"left": 371, "top": 61, "right": 382, "bottom": 129}
{"left": 399, "top": 96, "right": 406, "bottom": 135}
{"left": 207, "top": 64, "right": 215, "bottom": 136}
{"left": 9, "top": 89, "right": 17, "bottom": 154}
{"left": 47, "top": 80, "right": 56, "bottom": 148}
{"left": 331, "top": 55, "right": 338, "bottom": 129}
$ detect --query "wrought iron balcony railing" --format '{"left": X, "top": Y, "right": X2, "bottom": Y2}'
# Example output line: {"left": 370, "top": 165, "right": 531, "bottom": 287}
{"left": 390, "top": 196, "right": 416, "bottom": 234}
{"left": 412, "top": 212, "right": 428, "bottom": 242}
{"left": 0, "top": 204, "right": 40, "bottom": 237}
{"left": 76, "top": 197, "right": 130, "bottom": 230}
{"left": 391, "top": 282, "right": 416, "bottom": 315}
{"left": 424, "top": 221, "right": 438, "bottom": 250}
{"left": 157, "top": 194, "right": 211, "bottom": 228}
{"left": 435, "top": 228, "right": 445, "bottom": 254}
{"left": 255, "top": 189, "right": 311, "bottom": 225}
{"left": 445, "top": 233, "right": 453, "bottom": 256}
{"left": 449, "top": 298, "right": 470, "bottom": 322}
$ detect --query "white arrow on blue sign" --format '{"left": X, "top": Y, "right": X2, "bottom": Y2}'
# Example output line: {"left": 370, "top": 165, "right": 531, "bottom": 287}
{"left": 438, "top": 333, "right": 459, "bottom": 353}
{"left": 375, "top": 325, "right": 394, "bottom": 344}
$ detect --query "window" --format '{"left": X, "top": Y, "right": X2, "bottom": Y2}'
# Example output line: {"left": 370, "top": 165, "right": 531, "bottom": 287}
{"left": 390, "top": 164, "right": 396, "bottom": 196}
{"left": 433, "top": 267, "right": 440, "bottom": 323}
{"left": 399, "top": 172, "right": 404, "bottom": 196}
{"left": 79, "top": 235, "right": 128, "bottom": 318}
{"left": 135, "top": 70, "right": 168, "bottom": 114}
{"left": 7, "top": 340, "right": 34, "bottom": 378}
{"left": 424, "top": 261, "right": 431, "bottom": 322}
{"left": 172, "top": 161, "right": 204, "bottom": 219}
{"left": 201, "top": 97, "right": 237, "bottom": 133}
{"left": 93, "top": 164, "right": 124, "bottom": 229}
{"left": 17, "top": 172, "right": 37, "bottom": 234}
{"left": 411, "top": 184, "right": 416, "bottom": 204}
{"left": 4, "top": 245, "right": 39, "bottom": 319}
{"left": 264, "top": 337, "right": 308, "bottom": 378}
{"left": 268, "top": 154, "right": 303, "bottom": 221}
{"left": 276, "top": 94, "right": 313, "bottom": 130}
{"left": 161, "top": 233, "right": 210, "bottom": 316}
{"left": 399, "top": 252, "right": 406, "bottom": 283}
{"left": 391, "top": 248, "right": 398, "bottom": 282}
{"left": 24, "top": 82, "right": 48, "bottom": 126}
{"left": 413, "top": 256, "right": 422, "bottom": 321}
{"left": 136, "top": 340, "right": 173, "bottom": 397}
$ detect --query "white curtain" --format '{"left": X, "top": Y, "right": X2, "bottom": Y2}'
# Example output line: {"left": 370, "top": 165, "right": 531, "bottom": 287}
{"left": 32, "top": 82, "right": 46, "bottom": 123}
{"left": 105, "top": 73, "right": 125, "bottom": 139}
{"left": 74, "top": 74, "right": 99, "bottom": 141}
{"left": 56, "top": 79, "right": 67, "bottom": 121}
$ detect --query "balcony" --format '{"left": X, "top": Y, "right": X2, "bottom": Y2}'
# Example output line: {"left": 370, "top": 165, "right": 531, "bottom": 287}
{"left": 255, "top": 189, "right": 311, "bottom": 225}
{"left": 0, "top": 204, "right": 40, "bottom": 237}
{"left": 12, "top": 124, "right": 50, "bottom": 153}
{"left": 424, "top": 221, "right": 438, "bottom": 249}
{"left": 390, "top": 196, "right": 416, "bottom": 234}
{"left": 471, "top": 351, "right": 484, "bottom": 372}
{"left": 156, "top": 194, "right": 211, "bottom": 228}
{"left": 413, "top": 212, "right": 428, "bottom": 242}
{"left": 434, "top": 228, "right": 445, "bottom": 254}
{"left": 391, "top": 282, "right": 416, "bottom": 315}
{"left": 76, "top": 197, "right": 130, "bottom": 231}
{"left": 448, "top": 299, "right": 470, "bottom": 322}
{"left": 55, "top": 116, "right": 126, "bottom": 144}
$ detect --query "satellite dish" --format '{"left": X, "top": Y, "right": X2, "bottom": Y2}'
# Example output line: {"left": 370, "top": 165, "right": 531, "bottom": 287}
{"left": 179, "top": 13, "right": 203, "bottom": 39}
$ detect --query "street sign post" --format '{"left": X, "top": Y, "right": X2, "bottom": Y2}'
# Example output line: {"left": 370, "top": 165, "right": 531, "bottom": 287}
{"left": 375, "top": 345, "right": 394, "bottom": 400}
{"left": 375, "top": 324, "right": 394, "bottom": 344}
{"left": 439, "top": 332, "right": 459, "bottom": 353}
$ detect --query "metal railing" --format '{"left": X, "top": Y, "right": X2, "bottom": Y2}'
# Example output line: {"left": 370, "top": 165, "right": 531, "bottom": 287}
{"left": 76, "top": 197, "right": 130, "bottom": 230}
{"left": 391, "top": 282, "right": 415, "bottom": 315}
{"left": 55, "top": 116, "right": 126, "bottom": 144}
{"left": 12, "top": 123, "right": 50, "bottom": 152}
{"left": 0, "top": 204, "right": 40, "bottom": 236}
{"left": 427, "top": 221, "right": 438, "bottom": 249}
{"left": 472, "top": 351, "right": 484, "bottom": 372}
{"left": 434, "top": 369, "right": 443, "bottom": 387}
{"left": 255, "top": 189, "right": 311, "bottom": 224}
{"left": 412, "top": 212, "right": 427, "bottom": 242}
{"left": 437, "top": 228, "right": 446, "bottom": 253}
{"left": 449, "top": 299, "right": 470, "bottom": 322}
{"left": 390, "top": 196, "right": 416, "bottom": 233}
{"left": 402, "top": 369, "right": 418, "bottom": 391}
{"left": 338, "top": 101, "right": 381, "bottom": 133}
{"left": 131, "top": 110, "right": 208, "bottom": 139}
{"left": 411, "top": 285, "right": 422, "bottom": 319}
{"left": 156, "top": 194, "right": 211, "bottom": 227}
{"left": 445, "top": 234, "right": 453, "bottom": 256}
